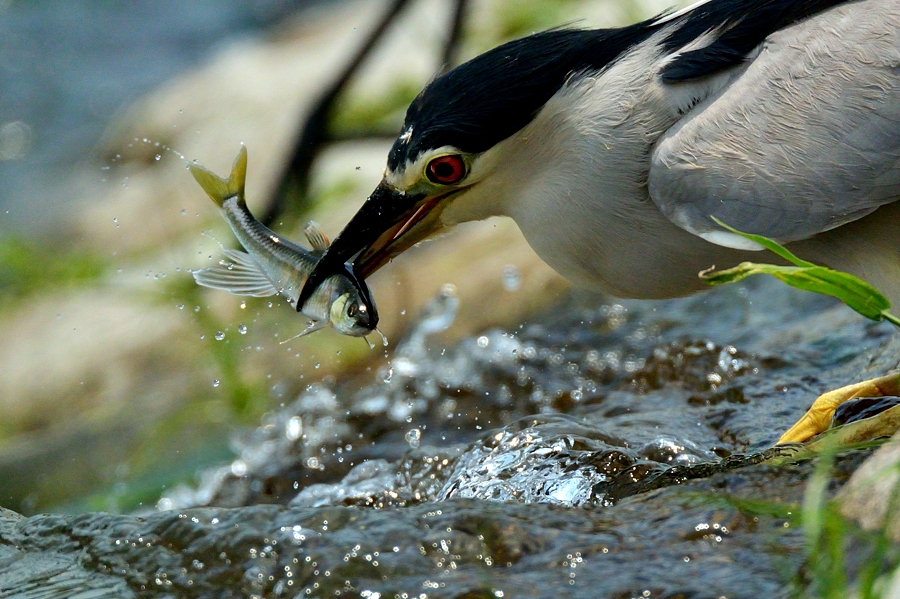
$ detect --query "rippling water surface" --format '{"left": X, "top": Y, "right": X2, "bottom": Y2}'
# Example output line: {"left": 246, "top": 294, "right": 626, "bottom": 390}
{"left": 2, "top": 278, "right": 898, "bottom": 597}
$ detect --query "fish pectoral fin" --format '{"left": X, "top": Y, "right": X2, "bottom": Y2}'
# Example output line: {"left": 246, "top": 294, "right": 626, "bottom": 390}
{"left": 298, "top": 320, "right": 328, "bottom": 337}
{"left": 278, "top": 320, "right": 328, "bottom": 344}
{"left": 192, "top": 249, "right": 278, "bottom": 297}
{"left": 303, "top": 221, "right": 330, "bottom": 252}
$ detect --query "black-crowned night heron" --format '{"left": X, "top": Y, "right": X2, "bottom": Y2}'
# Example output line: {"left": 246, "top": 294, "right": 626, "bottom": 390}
{"left": 300, "top": 0, "right": 900, "bottom": 443}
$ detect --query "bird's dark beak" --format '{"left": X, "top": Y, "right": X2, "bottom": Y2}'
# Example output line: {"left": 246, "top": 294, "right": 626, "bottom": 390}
{"left": 297, "top": 180, "right": 436, "bottom": 311}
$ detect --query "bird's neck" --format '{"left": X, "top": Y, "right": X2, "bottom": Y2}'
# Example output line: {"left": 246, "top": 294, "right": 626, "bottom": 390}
{"left": 446, "top": 33, "right": 752, "bottom": 298}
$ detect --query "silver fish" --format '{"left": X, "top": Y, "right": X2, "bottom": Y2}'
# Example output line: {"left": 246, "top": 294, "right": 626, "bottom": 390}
{"left": 188, "top": 146, "right": 377, "bottom": 337}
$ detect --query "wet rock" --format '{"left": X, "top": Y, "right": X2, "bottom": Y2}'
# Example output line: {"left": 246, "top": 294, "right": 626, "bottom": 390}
{"left": 838, "top": 434, "right": 900, "bottom": 542}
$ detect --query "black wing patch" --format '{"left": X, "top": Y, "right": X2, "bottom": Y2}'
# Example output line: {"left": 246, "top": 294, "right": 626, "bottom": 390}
{"left": 661, "top": 0, "right": 852, "bottom": 82}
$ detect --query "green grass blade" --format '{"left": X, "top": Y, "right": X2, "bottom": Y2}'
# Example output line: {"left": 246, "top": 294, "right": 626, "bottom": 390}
{"left": 710, "top": 217, "right": 815, "bottom": 267}
{"left": 700, "top": 221, "right": 900, "bottom": 327}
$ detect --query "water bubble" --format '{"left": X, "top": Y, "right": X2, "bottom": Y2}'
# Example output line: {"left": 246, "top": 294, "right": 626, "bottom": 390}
{"left": 154, "top": 154, "right": 162, "bottom": 161}
{"left": 0, "top": 120, "right": 32, "bottom": 160}
{"left": 194, "top": 306, "right": 200, "bottom": 312}
{"left": 405, "top": 428, "right": 421, "bottom": 449}
{"left": 212, "top": 379, "right": 220, "bottom": 388}
{"left": 502, "top": 264, "right": 522, "bottom": 291}
{"left": 240, "top": 302, "right": 247, "bottom": 310}
{"left": 181, "top": 209, "right": 187, "bottom": 216}
{"left": 477, "top": 336, "right": 490, "bottom": 348}
{"left": 176, "top": 304, "right": 184, "bottom": 310}
{"left": 238, "top": 324, "right": 248, "bottom": 335}
{"left": 215, "top": 331, "right": 225, "bottom": 341}
{"left": 383, "top": 367, "right": 393, "bottom": 383}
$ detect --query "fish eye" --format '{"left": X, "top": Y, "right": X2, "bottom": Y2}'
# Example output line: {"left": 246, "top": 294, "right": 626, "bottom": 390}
{"left": 426, "top": 155, "right": 466, "bottom": 185}
{"left": 347, "top": 302, "right": 358, "bottom": 318}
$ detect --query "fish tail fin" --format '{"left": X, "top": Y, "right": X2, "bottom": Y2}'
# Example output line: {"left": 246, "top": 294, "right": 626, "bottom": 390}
{"left": 189, "top": 145, "right": 248, "bottom": 207}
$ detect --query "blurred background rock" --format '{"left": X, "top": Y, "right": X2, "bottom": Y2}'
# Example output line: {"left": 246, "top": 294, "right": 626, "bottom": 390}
{"left": 0, "top": 0, "right": 686, "bottom": 514}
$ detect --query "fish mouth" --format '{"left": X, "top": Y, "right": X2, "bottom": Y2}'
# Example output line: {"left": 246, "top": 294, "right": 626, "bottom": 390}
{"left": 297, "top": 180, "right": 457, "bottom": 311}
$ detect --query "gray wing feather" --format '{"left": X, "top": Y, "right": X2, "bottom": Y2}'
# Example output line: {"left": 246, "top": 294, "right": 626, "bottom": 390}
{"left": 649, "top": 0, "right": 900, "bottom": 245}
{"left": 192, "top": 249, "right": 278, "bottom": 297}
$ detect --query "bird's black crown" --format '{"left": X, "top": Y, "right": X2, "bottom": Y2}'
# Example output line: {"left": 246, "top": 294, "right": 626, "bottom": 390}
{"left": 386, "top": 0, "right": 849, "bottom": 172}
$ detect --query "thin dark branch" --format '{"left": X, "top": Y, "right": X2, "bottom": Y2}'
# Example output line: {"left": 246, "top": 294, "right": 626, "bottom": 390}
{"left": 441, "top": 0, "right": 469, "bottom": 69}
{"left": 325, "top": 131, "right": 399, "bottom": 144}
{"left": 261, "top": 0, "right": 414, "bottom": 226}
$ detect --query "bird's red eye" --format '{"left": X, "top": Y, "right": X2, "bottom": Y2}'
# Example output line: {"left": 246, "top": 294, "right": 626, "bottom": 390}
{"left": 426, "top": 155, "right": 466, "bottom": 185}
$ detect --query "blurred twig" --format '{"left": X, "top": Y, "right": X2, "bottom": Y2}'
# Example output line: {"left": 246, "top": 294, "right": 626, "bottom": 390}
{"left": 262, "top": 0, "right": 413, "bottom": 226}
{"left": 442, "top": 0, "right": 469, "bottom": 69}
{"left": 262, "top": 0, "right": 470, "bottom": 227}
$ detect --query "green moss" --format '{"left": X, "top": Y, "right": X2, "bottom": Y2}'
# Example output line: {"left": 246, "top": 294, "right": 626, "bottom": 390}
{"left": 490, "top": 0, "right": 585, "bottom": 43}
{"left": 329, "top": 78, "right": 422, "bottom": 139}
{"left": 0, "top": 236, "right": 107, "bottom": 307}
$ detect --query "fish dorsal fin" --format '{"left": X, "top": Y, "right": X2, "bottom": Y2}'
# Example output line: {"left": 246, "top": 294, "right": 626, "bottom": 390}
{"left": 192, "top": 248, "right": 278, "bottom": 297}
{"left": 189, "top": 146, "right": 248, "bottom": 207}
{"left": 303, "top": 221, "right": 330, "bottom": 252}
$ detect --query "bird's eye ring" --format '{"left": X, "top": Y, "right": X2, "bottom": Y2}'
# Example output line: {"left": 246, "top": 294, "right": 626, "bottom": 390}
{"left": 426, "top": 155, "right": 466, "bottom": 185}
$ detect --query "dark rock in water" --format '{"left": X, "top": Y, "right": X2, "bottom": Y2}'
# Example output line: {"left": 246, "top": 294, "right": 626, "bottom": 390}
{"left": 3, "top": 278, "right": 899, "bottom": 596}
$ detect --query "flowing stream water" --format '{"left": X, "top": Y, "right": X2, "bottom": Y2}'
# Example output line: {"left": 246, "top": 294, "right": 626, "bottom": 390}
{"left": 1, "top": 277, "right": 897, "bottom": 597}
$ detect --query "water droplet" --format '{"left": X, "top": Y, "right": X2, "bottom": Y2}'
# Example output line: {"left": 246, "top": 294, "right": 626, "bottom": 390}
{"left": 477, "top": 336, "right": 489, "bottom": 348}
{"left": 502, "top": 264, "right": 522, "bottom": 291}
{"left": 212, "top": 379, "right": 220, "bottom": 388}
{"left": 239, "top": 302, "right": 247, "bottom": 310}
{"left": 314, "top": 363, "right": 320, "bottom": 369}
{"left": 383, "top": 367, "right": 393, "bottom": 383}
{"left": 405, "top": 428, "right": 421, "bottom": 449}
{"left": 154, "top": 154, "right": 161, "bottom": 161}
{"left": 237, "top": 324, "right": 248, "bottom": 335}
{"left": 215, "top": 331, "right": 225, "bottom": 341}
{"left": 181, "top": 209, "right": 187, "bottom": 216}
{"left": 285, "top": 416, "right": 303, "bottom": 441}
{"left": 194, "top": 306, "right": 200, "bottom": 312}
{"left": 176, "top": 304, "right": 184, "bottom": 310}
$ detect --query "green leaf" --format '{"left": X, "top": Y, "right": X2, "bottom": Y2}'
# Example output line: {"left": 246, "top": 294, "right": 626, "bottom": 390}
{"left": 710, "top": 216, "right": 815, "bottom": 267}
{"left": 700, "top": 221, "right": 900, "bottom": 328}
